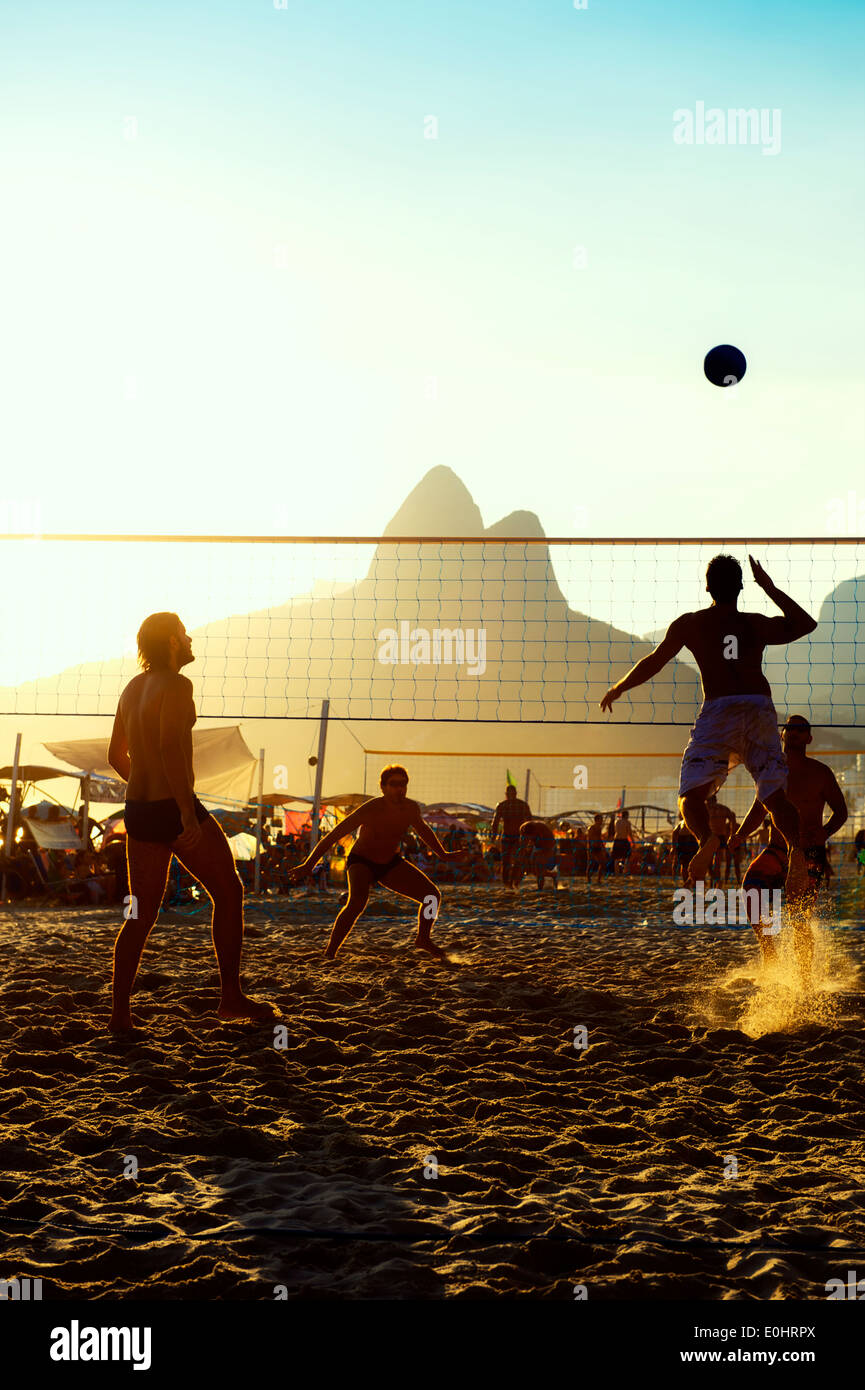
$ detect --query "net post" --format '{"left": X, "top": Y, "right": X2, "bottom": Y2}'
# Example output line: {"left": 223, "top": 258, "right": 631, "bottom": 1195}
{"left": 524, "top": 768, "right": 531, "bottom": 807}
{"left": 253, "top": 749, "right": 264, "bottom": 894}
{"left": 310, "top": 699, "right": 330, "bottom": 850}
{"left": 80, "top": 776, "right": 90, "bottom": 852}
{"left": 2, "top": 732, "right": 22, "bottom": 903}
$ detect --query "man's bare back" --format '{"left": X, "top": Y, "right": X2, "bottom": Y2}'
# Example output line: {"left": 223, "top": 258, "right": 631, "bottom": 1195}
{"left": 119, "top": 671, "right": 196, "bottom": 802}
{"left": 492, "top": 797, "right": 531, "bottom": 836}
{"left": 674, "top": 608, "right": 775, "bottom": 699}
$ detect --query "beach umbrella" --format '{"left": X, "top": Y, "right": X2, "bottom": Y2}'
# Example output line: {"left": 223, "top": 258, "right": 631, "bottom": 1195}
{"left": 249, "top": 792, "right": 312, "bottom": 806}
{"left": 0, "top": 764, "right": 81, "bottom": 782}
{"left": 423, "top": 811, "right": 471, "bottom": 829}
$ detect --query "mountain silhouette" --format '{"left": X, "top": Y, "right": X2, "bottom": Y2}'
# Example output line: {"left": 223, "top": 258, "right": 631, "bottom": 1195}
{"left": 0, "top": 470, "right": 859, "bottom": 744}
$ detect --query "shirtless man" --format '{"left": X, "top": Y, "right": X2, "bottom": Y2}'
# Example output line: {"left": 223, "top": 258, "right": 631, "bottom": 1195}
{"left": 107, "top": 612, "right": 277, "bottom": 1032}
{"left": 731, "top": 714, "right": 848, "bottom": 985}
{"left": 512, "top": 818, "right": 558, "bottom": 891}
{"left": 586, "top": 812, "right": 607, "bottom": 883}
{"left": 287, "top": 765, "right": 466, "bottom": 961}
{"left": 600, "top": 554, "right": 815, "bottom": 898}
{"left": 611, "top": 809, "right": 633, "bottom": 875}
{"left": 491, "top": 784, "right": 532, "bottom": 888}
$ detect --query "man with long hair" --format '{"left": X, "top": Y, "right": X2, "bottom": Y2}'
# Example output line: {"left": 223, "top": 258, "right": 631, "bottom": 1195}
{"left": 107, "top": 612, "right": 278, "bottom": 1031}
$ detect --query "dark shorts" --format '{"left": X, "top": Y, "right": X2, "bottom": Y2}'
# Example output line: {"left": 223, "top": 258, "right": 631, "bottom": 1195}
{"left": 612, "top": 841, "right": 630, "bottom": 861}
{"left": 804, "top": 844, "right": 829, "bottom": 888}
{"left": 677, "top": 840, "right": 698, "bottom": 863}
{"left": 346, "top": 849, "right": 404, "bottom": 883}
{"left": 124, "top": 795, "right": 211, "bottom": 845}
{"left": 501, "top": 833, "right": 520, "bottom": 853}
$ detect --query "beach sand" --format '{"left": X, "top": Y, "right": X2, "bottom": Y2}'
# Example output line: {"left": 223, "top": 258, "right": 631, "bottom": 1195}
{"left": 1, "top": 880, "right": 863, "bottom": 1300}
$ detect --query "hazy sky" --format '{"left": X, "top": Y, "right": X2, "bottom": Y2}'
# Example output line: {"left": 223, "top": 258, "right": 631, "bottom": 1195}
{"left": 1, "top": 1, "right": 863, "bottom": 687}
{"left": 3, "top": 1, "right": 863, "bottom": 534}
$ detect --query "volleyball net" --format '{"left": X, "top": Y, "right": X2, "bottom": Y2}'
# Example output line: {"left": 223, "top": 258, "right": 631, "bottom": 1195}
{"left": 0, "top": 535, "right": 862, "bottom": 727}
{"left": 0, "top": 535, "right": 862, "bottom": 905}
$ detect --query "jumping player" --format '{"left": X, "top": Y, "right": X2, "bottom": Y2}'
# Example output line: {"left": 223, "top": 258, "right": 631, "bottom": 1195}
{"left": 600, "top": 554, "right": 815, "bottom": 899}
{"left": 491, "top": 783, "right": 532, "bottom": 889}
{"left": 287, "top": 765, "right": 466, "bottom": 961}
{"left": 107, "top": 612, "right": 278, "bottom": 1031}
{"left": 731, "top": 714, "right": 848, "bottom": 984}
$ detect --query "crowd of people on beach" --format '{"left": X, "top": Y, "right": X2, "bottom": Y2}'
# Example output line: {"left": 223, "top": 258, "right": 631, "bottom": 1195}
{"left": 1, "top": 799, "right": 859, "bottom": 909}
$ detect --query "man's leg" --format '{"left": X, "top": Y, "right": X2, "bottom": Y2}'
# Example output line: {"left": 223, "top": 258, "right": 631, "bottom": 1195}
{"left": 378, "top": 858, "right": 446, "bottom": 960}
{"left": 110, "top": 837, "right": 173, "bottom": 1031}
{"left": 741, "top": 860, "right": 780, "bottom": 967}
{"left": 762, "top": 788, "right": 807, "bottom": 899}
{"left": 679, "top": 782, "right": 720, "bottom": 886}
{"left": 324, "top": 861, "right": 372, "bottom": 959}
{"left": 172, "top": 818, "right": 278, "bottom": 1021}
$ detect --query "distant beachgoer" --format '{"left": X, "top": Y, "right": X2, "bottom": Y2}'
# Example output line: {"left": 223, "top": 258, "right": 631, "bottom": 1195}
{"left": 611, "top": 810, "right": 633, "bottom": 875}
{"left": 672, "top": 818, "right": 698, "bottom": 885}
{"left": 855, "top": 827, "right": 865, "bottom": 876}
{"left": 601, "top": 554, "right": 815, "bottom": 899}
{"left": 731, "top": 714, "right": 848, "bottom": 985}
{"left": 286, "top": 765, "right": 467, "bottom": 961}
{"left": 513, "top": 819, "right": 558, "bottom": 890}
{"left": 586, "top": 813, "right": 607, "bottom": 883}
{"left": 491, "top": 784, "right": 532, "bottom": 889}
{"left": 107, "top": 611, "right": 278, "bottom": 1032}
{"left": 705, "top": 795, "right": 737, "bottom": 887}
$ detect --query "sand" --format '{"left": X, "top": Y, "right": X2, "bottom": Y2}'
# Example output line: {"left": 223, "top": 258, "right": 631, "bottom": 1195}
{"left": 0, "top": 878, "right": 863, "bottom": 1300}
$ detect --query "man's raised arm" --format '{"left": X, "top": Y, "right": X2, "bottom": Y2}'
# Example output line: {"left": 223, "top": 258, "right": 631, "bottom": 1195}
{"left": 749, "top": 555, "right": 817, "bottom": 643}
{"left": 600, "top": 616, "right": 687, "bottom": 714}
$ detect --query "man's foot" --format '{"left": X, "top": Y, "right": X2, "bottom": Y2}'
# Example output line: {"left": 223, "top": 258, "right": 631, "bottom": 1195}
{"left": 217, "top": 994, "right": 280, "bottom": 1022}
{"left": 415, "top": 936, "right": 449, "bottom": 962}
{"left": 785, "top": 848, "right": 808, "bottom": 902}
{"left": 686, "top": 835, "right": 720, "bottom": 887}
{"left": 109, "top": 1009, "right": 135, "bottom": 1032}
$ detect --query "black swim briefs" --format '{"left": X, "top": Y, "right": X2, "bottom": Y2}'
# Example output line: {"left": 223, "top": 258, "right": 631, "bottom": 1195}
{"left": 346, "top": 848, "right": 404, "bottom": 883}
{"left": 124, "top": 795, "right": 211, "bottom": 844}
{"left": 804, "top": 844, "right": 829, "bottom": 888}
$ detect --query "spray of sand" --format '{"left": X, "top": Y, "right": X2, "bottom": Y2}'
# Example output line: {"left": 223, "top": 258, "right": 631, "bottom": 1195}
{"left": 700, "top": 917, "right": 860, "bottom": 1038}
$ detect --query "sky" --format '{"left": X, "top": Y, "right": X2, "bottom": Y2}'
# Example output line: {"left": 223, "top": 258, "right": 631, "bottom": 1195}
{"left": 0, "top": 0, "right": 863, "bottom": 688}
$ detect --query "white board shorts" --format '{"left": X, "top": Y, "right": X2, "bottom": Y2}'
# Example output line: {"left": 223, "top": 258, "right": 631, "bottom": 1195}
{"left": 678, "top": 694, "right": 787, "bottom": 802}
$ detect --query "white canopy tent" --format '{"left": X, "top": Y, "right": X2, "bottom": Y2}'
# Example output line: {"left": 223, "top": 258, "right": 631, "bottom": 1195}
{"left": 43, "top": 726, "right": 259, "bottom": 804}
